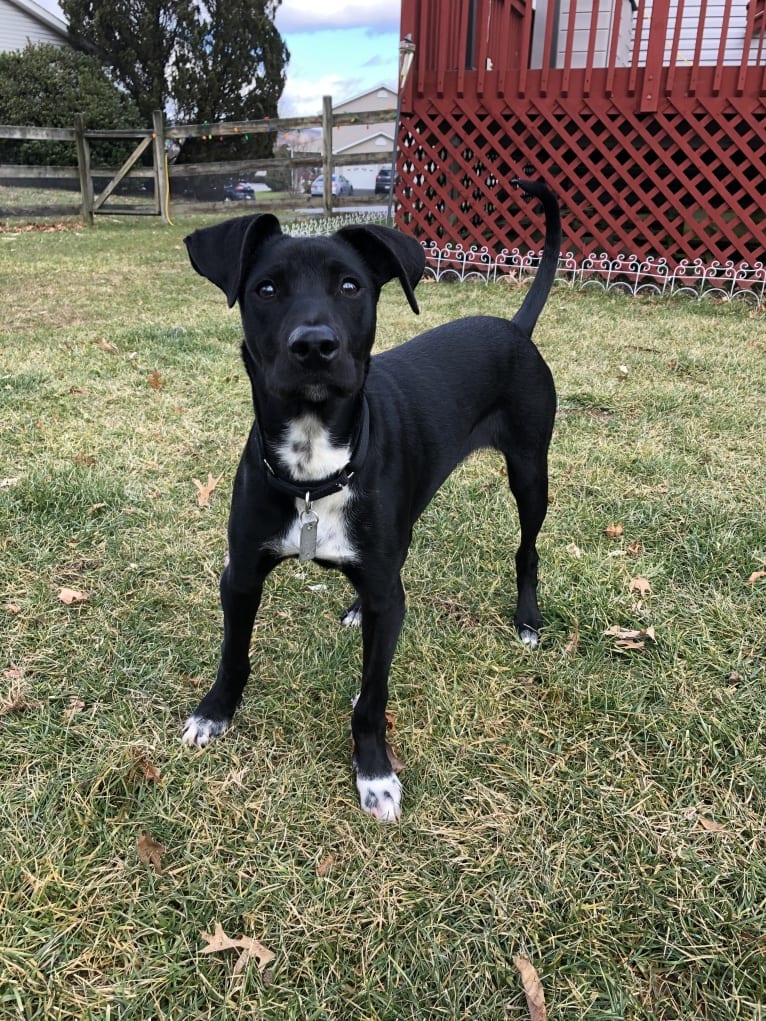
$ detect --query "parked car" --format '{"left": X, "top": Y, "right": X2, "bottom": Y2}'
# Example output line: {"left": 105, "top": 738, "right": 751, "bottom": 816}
{"left": 223, "top": 181, "right": 256, "bottom": 201}
{"left": 374, "top": 166, "right": 394, "bottom": 194}
{"left": 310, "top": 174, "right": 354, "bottom": 197}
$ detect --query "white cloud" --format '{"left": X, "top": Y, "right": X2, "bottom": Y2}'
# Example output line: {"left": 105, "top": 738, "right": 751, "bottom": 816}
{"left": 276, "top": 0, "right": 400, "bottom": 34}
{"left": 279, "top": 72, "right": 348, "bottom": 117}
{"left": 279, "top": 70, "right": 387, "bottom": 117}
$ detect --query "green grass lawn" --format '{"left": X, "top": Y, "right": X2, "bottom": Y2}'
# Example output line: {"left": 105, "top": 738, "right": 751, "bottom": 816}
{"left": 1, "top": 216, "right": 764, "bottom": 1020}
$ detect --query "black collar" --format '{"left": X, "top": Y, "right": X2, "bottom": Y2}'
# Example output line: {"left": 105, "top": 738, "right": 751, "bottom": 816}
{"left": 257, "top": 395, "right": 370, "bottom": 502}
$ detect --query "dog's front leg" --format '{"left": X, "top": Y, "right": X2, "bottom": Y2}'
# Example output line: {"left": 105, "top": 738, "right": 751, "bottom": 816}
{"left": 349, "top": 576, "right": 406, "bottom": 822}
{"left": 182, "top": 562, "right": 267, "bottom": 747}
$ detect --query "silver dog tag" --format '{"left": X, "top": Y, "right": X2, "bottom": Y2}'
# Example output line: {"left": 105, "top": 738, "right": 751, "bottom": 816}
{"left": 298, "top": 508, "right": 319, "bottom": 561}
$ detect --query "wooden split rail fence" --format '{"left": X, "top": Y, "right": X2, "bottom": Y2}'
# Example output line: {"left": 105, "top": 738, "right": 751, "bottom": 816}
{"left": 0, "top": 99, "right": 396, "bottom": 223}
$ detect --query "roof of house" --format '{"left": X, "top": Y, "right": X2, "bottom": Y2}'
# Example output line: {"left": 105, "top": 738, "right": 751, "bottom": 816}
{"left": 334, "top": 130, "right": 394, "bottom": 156}
{"left": 334, "top": 84, "right": 397, "bottom": 112}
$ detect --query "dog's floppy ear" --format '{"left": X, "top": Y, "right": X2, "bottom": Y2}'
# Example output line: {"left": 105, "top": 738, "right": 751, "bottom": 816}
{"left": 335, "top": 224, "right": 426, "bottom": 314}
{"left": 184, "top": 214, "right": 283, "bottom": 308}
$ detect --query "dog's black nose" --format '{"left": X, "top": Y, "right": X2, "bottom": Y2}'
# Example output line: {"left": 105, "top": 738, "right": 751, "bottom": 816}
{"left": 287, "top": 325, "right": 339, "bottom": 364}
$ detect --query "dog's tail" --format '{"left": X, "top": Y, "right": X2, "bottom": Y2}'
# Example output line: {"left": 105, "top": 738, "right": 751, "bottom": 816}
{"left": 510, "top": 179, "right": 561, "bottom": 337}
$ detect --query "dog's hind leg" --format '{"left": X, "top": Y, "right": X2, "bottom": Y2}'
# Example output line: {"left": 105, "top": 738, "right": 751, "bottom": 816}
{"left": 182, "top": 564, "right": 266, "bottom": 747}
{"left": 504, "top": 449, "right": 550, "bottom": 648}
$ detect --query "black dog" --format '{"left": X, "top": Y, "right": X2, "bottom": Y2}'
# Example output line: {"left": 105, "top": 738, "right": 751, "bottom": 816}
{"left": 182, "top": 179, "right": 560, "bottom": 822}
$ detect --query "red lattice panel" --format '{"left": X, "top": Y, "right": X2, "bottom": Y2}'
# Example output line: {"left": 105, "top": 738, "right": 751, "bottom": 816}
{"left": 397, "top": 68, "right": 766, "bottom": 268}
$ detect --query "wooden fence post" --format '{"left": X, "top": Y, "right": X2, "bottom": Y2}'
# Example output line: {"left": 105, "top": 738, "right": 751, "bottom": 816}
{"left": 322, "top": 96, "right": 333, "bottom": 215}
{"left": 152, "top": 110, "right": 170, "bottom": 223}
{"left": 74, "top": 113, "right": 94, "bottom": 226}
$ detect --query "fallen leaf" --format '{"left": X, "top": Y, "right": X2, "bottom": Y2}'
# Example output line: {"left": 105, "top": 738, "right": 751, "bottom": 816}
{"left": 385, "top": 741, "right": 405, "bottom": 774}
{"left": 698, "top": 816, "right": 731, "bottom": 835}
{"left": 147, "top": 369, "right": 166, "bottom": 391}
{"left": 193, "top": 473, "right": 221, "bottom": 507}
{"left": 604, "top": 625, "right": 639, "bottom": 639}
{"left": 566, "top": 542, "right": 583, "bottom": 559}
{"left": 137, "top": 831, "right": 166, "bottom": 873}
{"left": 626, "top": 540, "right": 642, "bottom": 557}
{"left": 605, "top": 523, "right": 623, "bottom": 539}
{"left": 5, "top": 603, "right": 21, "bottom": 615}
{"left": 617, "top": 364, "right": 629, "bottom": 378}
{"left": 199, "top": 922, "right": 242, "bottom": 954}
{"left": 200, "top": 922, "right": 275, "bottom": 976}
{"left": 62, "top": 696, "right": 86, "bottom": 720}
{"left": 604, "top": 624, "right": 656, "bottom": 651}
{"left": 58, "top": 587, "right": 87, "bottom": 606}
{"left": 316, "top": 854, "right": 335, "bottom": 878}
{"left": 563, "top": 620, "right": 580, "bottom": 656}
{"left": 747, "top": 571, "right": 766, "bottom": 585}
{"left": 0, "top": 670, "right": 42, "bottom": 716}
{"left": 95, "top": 338, "right": 119, "bottom": 353}
{"left": 133, "top": 750, "right": 161, "bottom": 783}
{"left": 513, "top": 956, "right": 547, "bottom": 1021}
{"left": 629, "top": 577, "right": 652, "bottom": 597}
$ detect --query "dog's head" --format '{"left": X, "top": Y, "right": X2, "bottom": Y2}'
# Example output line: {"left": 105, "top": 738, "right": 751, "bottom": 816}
{"left": 184, "top": 214, "right": 425, "bottom": 404}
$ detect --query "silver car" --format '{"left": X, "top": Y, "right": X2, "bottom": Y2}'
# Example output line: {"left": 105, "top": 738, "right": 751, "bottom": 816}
{"left": 310, "top": 174, "right": 354, "bottom": 197}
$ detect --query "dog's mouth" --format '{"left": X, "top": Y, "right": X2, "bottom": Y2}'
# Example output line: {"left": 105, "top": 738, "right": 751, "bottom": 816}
{"left": 267, "top": 359, "right": 364, "bottom": 404}
{"left": 291, "top": 380, "right": 341, "bottom": 403}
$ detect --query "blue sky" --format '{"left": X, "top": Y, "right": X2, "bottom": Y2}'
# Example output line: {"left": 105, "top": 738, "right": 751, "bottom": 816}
{"left": 275, "top": 1, "right": 400, "bottom": 114}
{"left": 37, "top": 0, "right": 401, "bottom": 116}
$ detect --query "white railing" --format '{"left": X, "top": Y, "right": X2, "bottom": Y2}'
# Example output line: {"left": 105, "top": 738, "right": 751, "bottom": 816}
{"left": 280, "top": 218, "right": 766, "bottom": 311}
{"left": 421, "top": 242, "right": 766, "bottom": 311}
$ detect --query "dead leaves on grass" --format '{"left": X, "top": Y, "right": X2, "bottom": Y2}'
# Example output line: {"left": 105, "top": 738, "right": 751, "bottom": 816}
{"left": 137, "top": 831, "right": 166, "bottom": 874}
{"left": 514, "top": 956, "right": 547, "bottom": 1021}
{"left": 316, "top": 854, "right": 335, "bottom": 878}
{"left": 0, "top": 668, "right": 42, "bottom": 716}
{"left": 628, "top": 576, "right": 652, "bottom": 598}
{"left": 200, "top": 921, "right": 275, "bottom": 978}
{"left": 131, "top": 749, "right": 162, "bottom": 784}
{"left": 147, "top": 368, "right": 166, "bottom": 391}
{"left": 563, "top": 620, "right": 580, "bottom": 657}
{"left": 57, "top": 586, "right": 88, "bottom": 606}
{"left": 604, "top": 624, "right": 657, "bottom": 652}
{"left": 193, "top": 473, "right": 221, "bottom": 507}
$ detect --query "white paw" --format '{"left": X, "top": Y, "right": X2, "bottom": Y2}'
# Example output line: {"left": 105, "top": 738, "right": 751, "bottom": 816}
{"left": 518, "top": 626, "right": 540, "bottom": 649}
{"left": 341, "top": 604, "right": 362, "bottom": 627}
{"left": 181, "top": 714, "right": 229, "bottom": 748}
{"left": 356, "top": 773, "right": 402, "bottom": 822}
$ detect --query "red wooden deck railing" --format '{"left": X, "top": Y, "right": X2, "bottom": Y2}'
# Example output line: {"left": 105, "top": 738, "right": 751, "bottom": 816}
{"left": 397, "top": 0, "right": 766, "bottom": 268}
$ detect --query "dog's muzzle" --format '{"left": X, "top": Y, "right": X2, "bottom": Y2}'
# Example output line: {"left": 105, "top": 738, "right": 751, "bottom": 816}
{"left": 287, "top": 325, "right": 340, "bottom": 368}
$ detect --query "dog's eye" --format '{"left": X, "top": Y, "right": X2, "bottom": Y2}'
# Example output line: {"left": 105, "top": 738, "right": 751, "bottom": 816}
{"left": 340, "top": 278, "right": 360, "bottom": 297}
{"left": 255, "top": 280, "right": 276, "bottom": 300}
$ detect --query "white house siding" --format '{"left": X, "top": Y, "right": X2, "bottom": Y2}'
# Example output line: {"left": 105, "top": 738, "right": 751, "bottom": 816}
{"left": 557, "top": 0, "right": 634, "bottom": 67}
{"left": 330, "top": 86, "right": 396, "bottom": 191}
{"left": 334, "top": 86, "right": 396, "bottom": 115}
{"left": 638, "top": 0, "right": 763, "bottom": 65}
{"left": 531, "top": 1, "right": 762, "bottom": 69}
{"left": 0, "top": 0, "right": 70, "bottom": 52}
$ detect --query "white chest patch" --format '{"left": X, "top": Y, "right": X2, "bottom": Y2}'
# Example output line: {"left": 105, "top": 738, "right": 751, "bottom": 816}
{"left": 264, "top": 415, "right": 358, "bottom": 564}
